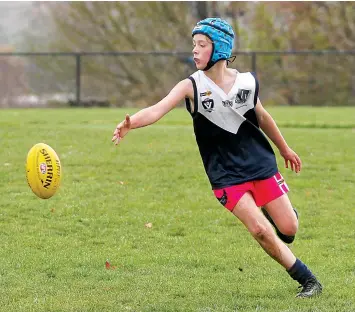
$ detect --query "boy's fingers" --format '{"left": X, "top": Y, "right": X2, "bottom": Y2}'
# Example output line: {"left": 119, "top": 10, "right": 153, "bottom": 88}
{"left": 112, "top": 128, "right": 119, "bottom": 139}
{"left": 296, "top": 158, "right": 300, "bottom": 172}
{"left": 115, "top": 137, "right": 121, "bottom": 145}
{"left": 113, "top": 127, "right": 119, "bottom": 136}
{"left": 293, "top": 156, "right": 300, "bottom": 172}
{"left": 296, "top": 156, "right": 302, "bottom": 170}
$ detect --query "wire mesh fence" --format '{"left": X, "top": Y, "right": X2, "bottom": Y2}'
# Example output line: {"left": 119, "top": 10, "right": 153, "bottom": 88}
{"left": 0, "top": 51, "right": 354, "bottom": 108}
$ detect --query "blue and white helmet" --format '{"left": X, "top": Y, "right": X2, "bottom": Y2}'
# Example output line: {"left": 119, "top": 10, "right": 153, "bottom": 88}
{"left": 192, "top": 18, "right": 235, "bottom": 70}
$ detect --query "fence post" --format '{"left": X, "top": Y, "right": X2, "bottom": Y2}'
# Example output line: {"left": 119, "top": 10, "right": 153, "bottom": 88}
{"left": 251, "top": 52, "right": 257, "bottom": 73}
{"left": 76, "top": 53, "right": 81, "bottom": 105}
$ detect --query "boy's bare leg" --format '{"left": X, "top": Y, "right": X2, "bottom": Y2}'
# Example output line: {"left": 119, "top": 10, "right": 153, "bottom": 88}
{"left": 232, "top": 192, "right": 296, "bottom": 269}
{"left": 231, "top": 192, "right": 322, "bottom": 298}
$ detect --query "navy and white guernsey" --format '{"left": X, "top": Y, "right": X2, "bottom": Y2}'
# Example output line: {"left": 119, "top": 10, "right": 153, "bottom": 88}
{"left": 185, "top": 70, "right": 278, "bottom": 189}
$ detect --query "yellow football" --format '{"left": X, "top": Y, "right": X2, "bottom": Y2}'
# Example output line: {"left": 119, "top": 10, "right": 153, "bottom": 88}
{"left": 26, "top": 143, "right": 62, "bottom": 199}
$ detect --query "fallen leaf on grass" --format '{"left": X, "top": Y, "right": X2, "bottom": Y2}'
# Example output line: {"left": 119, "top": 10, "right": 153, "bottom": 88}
{"left": 105, "top": 260, "right": 117, "bottom": 270}
{"left": 145, "top": 222, "right": 153, "bottom": 228}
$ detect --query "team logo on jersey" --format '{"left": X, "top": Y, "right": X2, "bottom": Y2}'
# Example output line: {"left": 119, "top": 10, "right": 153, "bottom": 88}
{"left": 235, "top": 89, "right": 251, "bottom": 104}
{"left": 222, "top": 100, "right": 233, "bottom": 107}
{"left": 202, "top": 98, "right": 214, "bottom": 112}
{"left": 200, "top": 90, "right": 212, "bottom": 97}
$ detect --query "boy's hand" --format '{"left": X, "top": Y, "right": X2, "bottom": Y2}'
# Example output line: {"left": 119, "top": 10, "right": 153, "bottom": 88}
{"left": 112, "top": 114, "right": 131, "bottom": 145}
{"left": 280, "top": 147, "right": 302, "bottom": 173}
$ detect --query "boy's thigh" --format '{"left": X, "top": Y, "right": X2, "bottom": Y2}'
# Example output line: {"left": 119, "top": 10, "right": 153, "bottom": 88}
{"left": 213, "top": 182, "right": 253, "bottom": 211}
{"left": 231, "top": 191, "right": 275, "bottom": 234}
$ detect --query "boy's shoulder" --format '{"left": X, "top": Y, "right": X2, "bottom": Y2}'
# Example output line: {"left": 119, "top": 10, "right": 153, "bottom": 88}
{"left": 235, "top": 70, "right": 258, "bottom": 84}
{"left": 188, "top": 70, "right": 201, "bottom": 79}
{"left": 233, "top": 69, "right": 254, "bottom": 77}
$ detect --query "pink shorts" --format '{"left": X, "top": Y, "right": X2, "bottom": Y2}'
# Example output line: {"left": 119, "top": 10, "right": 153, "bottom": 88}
{"left": 213, "top": 172, "right": 289, "bottom": 211}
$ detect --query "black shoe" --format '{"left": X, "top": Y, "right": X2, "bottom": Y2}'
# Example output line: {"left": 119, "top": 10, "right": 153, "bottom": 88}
{"left": 296, "top": 277, "right": 323, "bottom": 298}
{"left": 261, "top": 207, "right": 298, "bottom": 244}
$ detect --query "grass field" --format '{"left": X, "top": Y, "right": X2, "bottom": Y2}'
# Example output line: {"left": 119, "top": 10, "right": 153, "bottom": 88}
{"left": 0, "top": 107, "right": 354, "bottom": 312}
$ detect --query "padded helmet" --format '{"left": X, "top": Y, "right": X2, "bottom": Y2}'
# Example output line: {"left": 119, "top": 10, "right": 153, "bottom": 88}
{"left": 192, "top": 18, "right": 235, "bottom": 70}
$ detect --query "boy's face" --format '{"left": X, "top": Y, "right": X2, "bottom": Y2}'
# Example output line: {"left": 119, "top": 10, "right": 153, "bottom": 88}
{"left": 192, "top": 34, "right": 213, "bottom": 70}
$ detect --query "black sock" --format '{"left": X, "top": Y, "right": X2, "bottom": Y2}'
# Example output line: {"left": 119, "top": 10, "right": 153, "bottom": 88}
{"left": 287, "top": 258, "right": 315, "bottom": 285}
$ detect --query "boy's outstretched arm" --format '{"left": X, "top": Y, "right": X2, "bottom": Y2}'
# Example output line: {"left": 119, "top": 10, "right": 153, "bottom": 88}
{"left": 255, "top": 98, "right": 302, "bottom": 173}
{"left": 112, "top": 79, "right": 193, "bottom": 145}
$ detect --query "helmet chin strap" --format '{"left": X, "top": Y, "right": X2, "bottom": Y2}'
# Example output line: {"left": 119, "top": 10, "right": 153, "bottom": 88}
{"left": 203, "top": 56, "right": 236, "bottom": 71}
{"left": 203, "top": 60, "right": 215, "bottom": 71}
{"left": 227, "top": 56, "right": 236, "bottom": 66}
{"left": 203, "top": 43, "right": 215, "bottom": 71}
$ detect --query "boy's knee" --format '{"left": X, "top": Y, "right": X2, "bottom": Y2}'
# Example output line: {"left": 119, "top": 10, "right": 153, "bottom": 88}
{"left": 277, "top": 220, "right": 297, "bottom": 244}
{"left": 278, "top": 219, "right": 298, "bottom": 236}
{"left": 250, "top": 223, "right": 271, "bottom": 241}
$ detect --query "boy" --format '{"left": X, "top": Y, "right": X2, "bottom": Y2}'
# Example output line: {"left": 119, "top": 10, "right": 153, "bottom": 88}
{"left": 112, "top": 18, "right": 322, "bottom": 298}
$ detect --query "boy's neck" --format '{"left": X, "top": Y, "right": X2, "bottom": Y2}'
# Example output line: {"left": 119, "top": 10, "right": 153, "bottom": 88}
{"left": 203, "top": 61, "right": 229, "bottom": 84}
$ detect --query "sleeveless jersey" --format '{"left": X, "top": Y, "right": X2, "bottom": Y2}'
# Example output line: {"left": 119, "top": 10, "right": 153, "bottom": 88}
{"left": 185, "top": 70, "right": 278, "bottom": 189}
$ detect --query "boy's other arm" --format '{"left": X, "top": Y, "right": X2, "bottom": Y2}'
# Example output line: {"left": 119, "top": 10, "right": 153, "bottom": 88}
{"left": 255, "top": 98, "right": 302, "bottom": 173}
{"left": 112, "top": 79, "right": 193, "bottom": 144}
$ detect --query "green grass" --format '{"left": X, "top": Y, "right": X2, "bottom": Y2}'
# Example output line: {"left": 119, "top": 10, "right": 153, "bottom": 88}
{"left": 0, "top": 107, "right": 354, "bottom": 312}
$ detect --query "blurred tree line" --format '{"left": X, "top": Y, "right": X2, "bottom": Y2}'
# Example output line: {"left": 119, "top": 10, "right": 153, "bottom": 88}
{"left": 17, "top": 2, "right": 355, "bottom": 106}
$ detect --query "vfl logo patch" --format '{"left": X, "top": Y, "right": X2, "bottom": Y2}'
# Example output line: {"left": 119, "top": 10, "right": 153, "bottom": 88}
{"left": 217, "top": 190, "right": 228, "bottom": 206}
{"left": 222, "top": 100, "right": 233, "bottom": 107}
{"left": 200, "top": 90, "right": 212, "bottom": 97}
{"left": 202, "top": 98, "right": 214, "bottom": 112}
{"left": 235, "top": 89, "right": 251, "bottom": 104}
